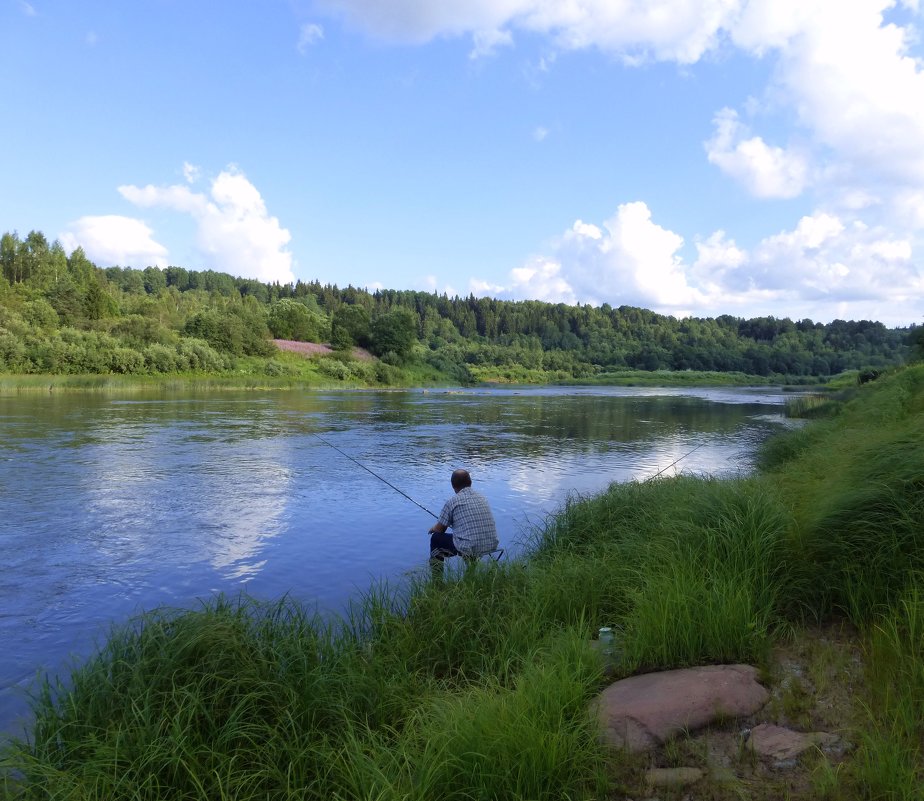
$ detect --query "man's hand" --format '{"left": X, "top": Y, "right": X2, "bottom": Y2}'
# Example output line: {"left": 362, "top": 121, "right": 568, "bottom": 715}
{"left": 429, "top": 522, "right": 448, "bottom": 535}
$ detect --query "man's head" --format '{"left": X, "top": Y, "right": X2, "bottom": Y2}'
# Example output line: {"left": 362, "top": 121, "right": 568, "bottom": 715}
{"left": 450, "top": 469, "right": 472, "bottom": 492}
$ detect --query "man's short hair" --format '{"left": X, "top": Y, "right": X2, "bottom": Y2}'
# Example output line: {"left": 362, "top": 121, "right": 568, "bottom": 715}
{"left": 451, "top": 469, "right": 472, "bottom": 490}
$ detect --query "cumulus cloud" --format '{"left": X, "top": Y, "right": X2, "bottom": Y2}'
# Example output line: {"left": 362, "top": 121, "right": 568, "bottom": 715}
{"left": 508, "top": 256, "right": 577, "bottom": 304}
{"left": 706, "top": 109, "right": 809, "bottom": 199}
{"left": 298, "top": 22, "right": 325, "bottom": 53}
{"left": 731, "top": 0, "right": 924, "bottom": 195}
{"left": 494, "top": 202, "right": 700, "bottom": 312}
{"left": 476, "top": 203, "right": 922, "bottom": 325}
{"left": 119, "top": 166, "right": 296, "bottom": 284}
{"left": 316, "top": 0, "right": 740, "bottom": 62}
{"left": 60, "top": 216, "right": 169, "bottom": 268}
{"left": 691, "top": 230, "right": 748, "bottom": 292}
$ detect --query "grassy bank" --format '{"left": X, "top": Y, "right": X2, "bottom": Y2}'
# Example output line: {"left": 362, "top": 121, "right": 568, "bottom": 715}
{"left": 561, "top": 368, "right": 798, "bottom": 387}
{"left": 2, "top": 366, "right": 922, "bottom": 800}
{"left": 1, "top": 365, "right": 838, "bottom": 394}
{"left": 0, "top": 353, "right": 454, "bottom": 394}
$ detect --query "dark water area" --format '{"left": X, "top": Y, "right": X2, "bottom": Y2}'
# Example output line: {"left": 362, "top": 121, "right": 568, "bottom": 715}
{"left": 0, "top": 385, "right": 792, "bottom": 737}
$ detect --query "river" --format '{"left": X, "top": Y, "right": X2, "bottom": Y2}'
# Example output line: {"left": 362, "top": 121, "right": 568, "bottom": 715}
{"left": 0, "top": 384, "right": 792, "bottom": 736}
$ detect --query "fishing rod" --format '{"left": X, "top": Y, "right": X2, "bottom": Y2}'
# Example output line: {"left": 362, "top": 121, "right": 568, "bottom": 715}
{"left": 646, "top": 442, "right": 705, "bottom": 482}
{"left": 311, "top": 431, "right": 439, "bottom": 519}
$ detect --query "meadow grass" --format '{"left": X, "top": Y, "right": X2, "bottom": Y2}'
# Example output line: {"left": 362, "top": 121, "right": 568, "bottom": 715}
{"left": 2, "top": 364, "right": 923, "bottom": 799}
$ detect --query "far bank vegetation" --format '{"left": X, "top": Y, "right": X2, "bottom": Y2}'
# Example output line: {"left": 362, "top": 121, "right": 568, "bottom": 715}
{"left": 0, "top": 229, "right": 917, "bottom": 387}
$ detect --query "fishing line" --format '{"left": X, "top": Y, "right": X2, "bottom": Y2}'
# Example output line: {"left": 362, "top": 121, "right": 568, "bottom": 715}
{"left": 311, "top": 432, "right": 438, "bottom": 518}
{"left": 646, "top": 442, "right": 705, "bottom": 482}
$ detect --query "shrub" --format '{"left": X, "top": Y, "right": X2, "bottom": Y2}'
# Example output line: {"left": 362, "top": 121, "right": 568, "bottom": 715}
{"left": 23, "top": 298, "right": 59, "bottom": 329}
{"left": 107, "top": 347, "right": 146, "bottom": 374}
{"left": 143, "top": 343, "right": 179, "bottom": 373}
{"left": 317, "top": 358, "right": 350, "bottom": 380}
{"left": 175, "top": 338, "right": 226, "bottom": 372}
{"left": 111, "top": 315, "right": 175, "bottom": 347}
{"left": 374, "top": 360, "right": 399, "bottom": 384}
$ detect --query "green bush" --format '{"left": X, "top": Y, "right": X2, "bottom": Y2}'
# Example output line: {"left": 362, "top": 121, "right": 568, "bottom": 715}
{"left": 267, "top": 299, "right": 326, "bottom": 342}
{"left": 110, "top": 314, "right": 175, "bottom": 347}
{"left": 107, "top": 347, "right": 146, "bottom": 374}
{"left": 0, "top": 330, "right": 30, "bottom": 371}
{"left": 175, "top": 338, "right": 226, "bottom": 372}
{"left": 143, "top": 343, "right": 179, "bottom": 373}
{"left": 317, "top": 357, "right": 350, "bottom": 380}
{"left": 23, "top": 298, "right": 58, "bottom": 329}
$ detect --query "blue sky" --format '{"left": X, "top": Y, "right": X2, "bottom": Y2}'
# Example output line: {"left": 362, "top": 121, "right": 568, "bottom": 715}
{"left": 2, "top": 1, "right": 922, "bottom": 326}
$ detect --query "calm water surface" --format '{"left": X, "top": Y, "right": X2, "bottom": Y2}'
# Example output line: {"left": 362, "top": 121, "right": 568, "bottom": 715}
{"left": 0, "top": 385, "right": 791, "bottom": 735}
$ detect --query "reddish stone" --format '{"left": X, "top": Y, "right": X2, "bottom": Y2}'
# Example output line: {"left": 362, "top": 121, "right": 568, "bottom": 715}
{"left": 747, "top": 723, "right": 840, "bottom": 762}
{"left": 594, "top": 664, "right": 769, "bottom": 752}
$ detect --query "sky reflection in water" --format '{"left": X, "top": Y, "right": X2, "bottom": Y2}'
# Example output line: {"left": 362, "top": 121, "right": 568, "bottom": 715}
{"left": 0, "top": 385, "right": 790, "bottom": 735}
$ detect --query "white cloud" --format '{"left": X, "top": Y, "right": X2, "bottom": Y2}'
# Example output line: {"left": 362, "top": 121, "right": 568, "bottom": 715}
{"left": 119, "top": 166, "right": 296, "bottom": 284}
{"left": 698, "top": 212, "right": 922, "bottom": 319}
{"left": 706, "top": 108, "right": 809, "bottom": 198}
{"left": 418, "top": 274, "right": 464, "bottom": 296}
{"left": 182, "top": 162, "right": 201, "bottom": 184}
{"left": 315, "top": 0, "right": 741, "bottom": 62}
{"left": 508, "top": 256, "right": 576, "bottom": 304}
{"left": 60, "top": 216, "right": 168, "bottom": 268}
{"left": 691, "top": 230, "right": 748, "bottom": 291}
{"left": 19, "top": 1, "right": 36, "bottom": 16}
{"left": 532, "top": 125, "right": 549, "bottom": 142}
{"left": 469, "top": 278, "right": 506, "bottom": 297}
{"left": 470, "top": 28, "right": 514, "bottom": 58}
{"left": 475, "top": 203, "right": 922, "bottom": 325}
{"left": 492, "top": 202, "right": 700, "bottom": 312}
{"left": 731, "top": 0, "right": 924, "bottom": 192}
{"left": 891, "top": 189, "right": 924, "bottom": 229}
{"left": 298, "top": 22, "right": 325, "bottom": 53}
{"left": 564, "top": 202, "right": 699, "bottom": 309}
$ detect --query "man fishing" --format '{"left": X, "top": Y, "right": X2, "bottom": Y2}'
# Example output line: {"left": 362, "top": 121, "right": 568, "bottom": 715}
{"left": 428, "top": 468, "right": 499, "bottom": 578}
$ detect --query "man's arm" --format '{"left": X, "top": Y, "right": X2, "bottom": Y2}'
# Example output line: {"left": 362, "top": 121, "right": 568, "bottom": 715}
{"left": 431, "top": 495, "right": 454, "bottom": 535}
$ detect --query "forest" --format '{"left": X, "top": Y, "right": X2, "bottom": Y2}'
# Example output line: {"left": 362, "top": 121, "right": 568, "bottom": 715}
{"left": 0, "top": 229, "right": 915, "bottom": 384}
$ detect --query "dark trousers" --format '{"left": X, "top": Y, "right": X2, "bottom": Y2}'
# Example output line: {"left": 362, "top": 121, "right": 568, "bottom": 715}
{"left": 429, "top": 530, "right": 458, "bottom": 578}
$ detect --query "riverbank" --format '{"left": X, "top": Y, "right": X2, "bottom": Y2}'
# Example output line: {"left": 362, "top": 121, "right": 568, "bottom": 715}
{"left": 0, "top": 352, "right": 447, "bottom": 393}
{"left": 2, "top": 365, "right": 921, "bottom": 800}
{"left": 0, "top": 364, "right": 842, "bottom": 394}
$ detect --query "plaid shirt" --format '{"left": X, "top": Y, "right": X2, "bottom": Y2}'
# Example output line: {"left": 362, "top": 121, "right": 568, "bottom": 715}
{"left": 437, "top": 487, "right": 498, "bottom": 557}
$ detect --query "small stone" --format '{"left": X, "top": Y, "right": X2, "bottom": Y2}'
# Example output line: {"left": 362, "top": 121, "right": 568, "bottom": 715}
{"left": 645, "top": 767, "right": 704, "bottom": 787}
{"left": 748, "top": 723, "right": 841, "bottom": 763}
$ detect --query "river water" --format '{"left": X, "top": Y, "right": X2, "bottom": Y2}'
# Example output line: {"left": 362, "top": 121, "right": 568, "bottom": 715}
{"left": 0, "top": 385, "right": 791, "bottom": 736}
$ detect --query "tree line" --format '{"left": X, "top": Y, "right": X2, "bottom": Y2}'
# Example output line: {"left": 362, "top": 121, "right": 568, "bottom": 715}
{"left": 0, "top": 229, "right": 915, "bottom": 381}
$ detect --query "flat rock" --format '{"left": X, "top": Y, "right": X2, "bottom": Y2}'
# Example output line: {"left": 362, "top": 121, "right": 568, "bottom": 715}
{"left": 747, "top": 723, "right": 840, "bottom": 762}
{"left": 646, "top": 767, "right": 704, "bottom": 787}
{"left": 594, "top": 664, "right": 768, "bottom": 752}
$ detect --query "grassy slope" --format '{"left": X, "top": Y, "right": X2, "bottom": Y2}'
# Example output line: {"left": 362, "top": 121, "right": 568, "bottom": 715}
{"left": 2, "top": 366, "right": 922, "bottom": 800}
